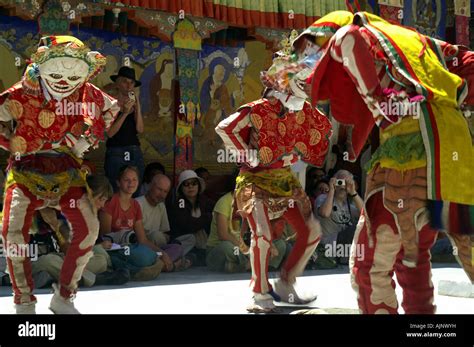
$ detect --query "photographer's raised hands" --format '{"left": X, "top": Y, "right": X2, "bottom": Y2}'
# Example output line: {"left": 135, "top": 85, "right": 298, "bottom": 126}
{"left": 328, "top": 177, "right": 337, "bottom": 192}
{"left": 121, "top": 95, "right": 136, "bottom": 116}
{"left": 346, "top": 177, "right": 357, "bottom": 196}
{"left": 319, "top": 177, "right": 337, "bottom": 218}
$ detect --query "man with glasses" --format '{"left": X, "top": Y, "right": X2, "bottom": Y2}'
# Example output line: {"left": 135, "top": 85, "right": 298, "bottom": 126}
{"left": 316, "top": 170, "right": 363, "bottom": 264}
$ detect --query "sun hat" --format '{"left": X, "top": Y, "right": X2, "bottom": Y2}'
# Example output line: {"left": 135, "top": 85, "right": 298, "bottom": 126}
{"left": 177, "top": 170, "right": 205, "bottom": 194}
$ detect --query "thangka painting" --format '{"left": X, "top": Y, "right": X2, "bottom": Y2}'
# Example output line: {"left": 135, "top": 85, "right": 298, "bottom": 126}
{"left": 138, "top": 45, "right": 176, "bottom": 164}
{"left": 195, "top": 46, "right": 241, "bottom": 158}
{"left": 194, "top": 42, "right": 271, "bottom": 170}
{"left": 402, "top": 0, "right": 447, "bottom": 39}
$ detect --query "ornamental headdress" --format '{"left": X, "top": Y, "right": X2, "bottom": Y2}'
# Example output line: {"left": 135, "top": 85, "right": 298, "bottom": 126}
{"left": 260, "top": 30, "right": 319, "bottom": 99}
{"left": 22, "top": 35, "right": 106, "bottom": 96}
{"left": 292, "top": 10, "right": 354, "bottom": 52}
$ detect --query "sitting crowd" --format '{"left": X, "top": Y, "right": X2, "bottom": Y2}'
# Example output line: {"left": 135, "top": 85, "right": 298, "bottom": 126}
{"left": 0, "top": 161, "right": 292, "bottom": 289}
{"left": 0, "top": 162, "right": 453, "bottom": 289}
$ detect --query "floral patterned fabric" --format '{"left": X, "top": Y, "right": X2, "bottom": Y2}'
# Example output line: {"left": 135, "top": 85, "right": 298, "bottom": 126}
{"left": 241, "top": 97, "right": 332, "bottom": 167}
{"left": 0, "top": 82, "right": 117, "bottom": 154}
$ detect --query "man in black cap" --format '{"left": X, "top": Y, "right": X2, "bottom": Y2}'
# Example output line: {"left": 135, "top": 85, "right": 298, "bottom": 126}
{"left": 104, "top": 66, "right": 145, "bottom": 194}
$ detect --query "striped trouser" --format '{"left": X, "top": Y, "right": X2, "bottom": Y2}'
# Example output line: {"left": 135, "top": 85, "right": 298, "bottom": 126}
{"left": 246, "top": 199, "right": 321, "bottom": 294}
{"left": 351, "top": 165, "right": 474, "bottom": 314}
{"left": 2, "top": 184, "right": 98, "bottom": 304}
{"left": 350, "top": 190, "right": 439, "bottom": 314}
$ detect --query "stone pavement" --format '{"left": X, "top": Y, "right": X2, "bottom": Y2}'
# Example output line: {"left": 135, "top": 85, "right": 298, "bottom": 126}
{"left": 0, "top": 263, "right": 472, "bottom": 314}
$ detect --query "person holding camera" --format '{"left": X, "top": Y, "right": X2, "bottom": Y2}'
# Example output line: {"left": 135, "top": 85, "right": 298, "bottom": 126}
{"left": 104, "top": 66, "right": 145, "bottom": 194}
{"left": 316, "top": 170, "right": 364, "bottom": 264}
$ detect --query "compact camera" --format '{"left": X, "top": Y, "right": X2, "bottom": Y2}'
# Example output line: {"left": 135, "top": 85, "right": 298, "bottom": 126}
{"left": 128, "top": 91, "right": 135, "bottom": 100}
{"left": 336, "top": 179, "right": 346, "bottom": 187}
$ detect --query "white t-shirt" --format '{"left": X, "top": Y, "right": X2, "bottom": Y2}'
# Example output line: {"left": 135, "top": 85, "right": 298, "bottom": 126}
{"left": 315, "top": 193, "right": 360, "bottom": 244}
{"left": 135, "top": 196, "right": 170, "bottom": 237}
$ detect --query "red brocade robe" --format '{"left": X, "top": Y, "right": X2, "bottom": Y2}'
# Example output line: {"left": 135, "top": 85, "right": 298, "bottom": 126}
{"left": 0, "top": 82, "right": 118, "bottom": 155}
{"left": 216, "top": 97, "right": 332, "bottom": 170}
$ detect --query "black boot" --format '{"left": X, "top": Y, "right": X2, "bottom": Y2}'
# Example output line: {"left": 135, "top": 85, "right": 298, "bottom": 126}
{"left": 95, "top": 269, "right": 130, "bottom": 286}
{"left": 190, "top": 249, "right": 207, "bottom": 267}
{"left": 0, "top": 273, "right": 11, "bottom": 286}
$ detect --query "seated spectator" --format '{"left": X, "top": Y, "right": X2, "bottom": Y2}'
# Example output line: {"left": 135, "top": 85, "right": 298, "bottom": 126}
{"left": 306, "top": 178, "right": 330, "bottom": 211}
{"left": 31, "top": 175, "right": 130, "bottom": 288}
{"left": 195, "top": 166, "right": 218, "bottom": 207}
{"left": 206, "top": 189, "right": 287, "bottom": 273}
{"left": 315, "top": 170, "right": 363, "bottom": 264}
{"left": 305, "top": 168, "right": 327, "bottom": 206}
{"left": 311, "top": 178, "right": 329, "bottom": 207}
{"left": 314, "top": 179, "right": 330, "bottom": 199}
{"left": 0, "top": 234, "right": 10, "bottom": 286}
{"left": 169, "top": 170, "right": 213, "bottom": 266}
{"left": 431, "top": 234, "right": 456, "bottom": 263}
{"left": 139, "top": 162, "right": 165, "bottom": 196}
{"left": 306, "top": 168, "right": 326, "bottom": 192}
{"left": 0, "top": 168, "right": 5, "bottom": 211}
{"left": 195, "top": 167, "right": 210, "bottom": 186}
{"left": 206, "top": 190, "right": 248, "bottom": 273}
{"left": 100, "top": 165, "right": 163, "bottom": 280}
{"left": 136, "top": 174, "right": 191, "bottom": 271}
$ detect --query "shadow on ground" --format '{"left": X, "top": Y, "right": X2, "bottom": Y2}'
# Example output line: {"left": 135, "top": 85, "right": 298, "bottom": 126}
{"left": 0, "top": 262, "right": 462, "bottom": 298}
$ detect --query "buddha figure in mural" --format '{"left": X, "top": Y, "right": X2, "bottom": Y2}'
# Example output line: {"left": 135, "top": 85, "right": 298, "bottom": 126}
{"left": 146, "top": 58, "right": 174, "bottom": 155}
{"left": 200, "top": 60, "right": 233, "bottom": 147}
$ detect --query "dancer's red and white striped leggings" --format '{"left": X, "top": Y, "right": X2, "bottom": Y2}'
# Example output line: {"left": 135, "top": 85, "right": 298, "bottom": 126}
{"left": 2, "top": 184, "right": 98, "bottom": 304}
{"left": 351, "top": 192, "right": 474, "bottom": 314}
{"left": 350, "top": 191, "right": 439, "bottom": 314}
{"left": 246, "top": 199, "right": 321, "bottom": 294}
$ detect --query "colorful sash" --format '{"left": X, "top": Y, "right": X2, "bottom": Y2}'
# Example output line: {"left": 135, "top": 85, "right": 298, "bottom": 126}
{"left": 356, "top": 12, "right": 473, "bottom": 205}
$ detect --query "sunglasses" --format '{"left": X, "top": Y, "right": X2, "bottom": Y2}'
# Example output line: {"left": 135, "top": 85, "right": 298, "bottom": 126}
{"left": 183, "top": 180, "right": 198, "bottom": 188}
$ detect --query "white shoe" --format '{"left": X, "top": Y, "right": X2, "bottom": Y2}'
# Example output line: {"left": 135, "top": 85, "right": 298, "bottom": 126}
{"left": 49, "top": 283, "right": 80, "bottom": 314}
{"left": 247, "top": 293, "right": 278, "bottom": 313}
{"left": 273, "top": 279, "right": 317, "bottom": 304}
{"left": 15, "top": 302, "right": 36, "bottom": 314}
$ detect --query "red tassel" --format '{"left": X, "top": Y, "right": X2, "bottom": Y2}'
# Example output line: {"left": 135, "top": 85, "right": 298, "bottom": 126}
{"left": 345, "top": 0, "right": 354, "bottom": 13}
{"left": 354, "top": 0, "right": 361, "bottom": 12}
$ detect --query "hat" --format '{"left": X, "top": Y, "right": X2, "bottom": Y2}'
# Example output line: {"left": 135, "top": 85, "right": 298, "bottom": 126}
{"left": 110, "top": 66, "right": 142, "bottom": 87}
{"left": 177, "top": 170, "right": 205, "bottom": 194}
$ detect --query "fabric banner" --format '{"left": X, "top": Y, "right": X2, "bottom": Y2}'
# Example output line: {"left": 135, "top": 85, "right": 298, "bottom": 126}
{"left": 174, "top": 48, "right": 201, "bottom": 172}
{"left": 455, "top": 15, "right": 470, "bottom": 45}
{"left": 109, "top": 0, "right": 351, "bottom": 29}
{"left": 454, "top": 0, "right": 470, "bottom": 45}
{"left": 379, "top": 4, "right": 403, "bottom": 23}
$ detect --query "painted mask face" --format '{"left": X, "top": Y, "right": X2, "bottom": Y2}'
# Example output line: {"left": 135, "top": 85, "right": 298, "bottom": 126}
{"left": 261, "top": 53, "right": 319, "bottom": 101}
{"left": 39, "top": 57, "right": 89, "bottom": 100}
{"left": 289, "top": 53, "right": 320, "bottom": 99}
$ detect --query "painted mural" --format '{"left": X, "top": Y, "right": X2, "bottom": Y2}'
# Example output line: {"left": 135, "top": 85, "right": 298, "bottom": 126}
{"left": 403, "top": 0, "right": 447, "bottom": 39}
{"left": 194, "top": 42, "right": 271, "bottom": 171}
{"left": 138, "top": 46, "right": 175, "bottom": 165}
{"left": 0, "top": 15, "right": 275, "bottom": 174}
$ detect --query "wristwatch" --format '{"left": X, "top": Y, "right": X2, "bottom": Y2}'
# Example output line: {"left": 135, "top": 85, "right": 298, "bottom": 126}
{"left": 349, "top": 192, "right": 358, "bottom": 198}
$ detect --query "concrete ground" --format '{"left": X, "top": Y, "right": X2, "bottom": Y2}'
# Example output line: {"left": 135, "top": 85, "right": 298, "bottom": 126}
{"left": 0, "top": 263, "right": 472, "bottom": 314}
